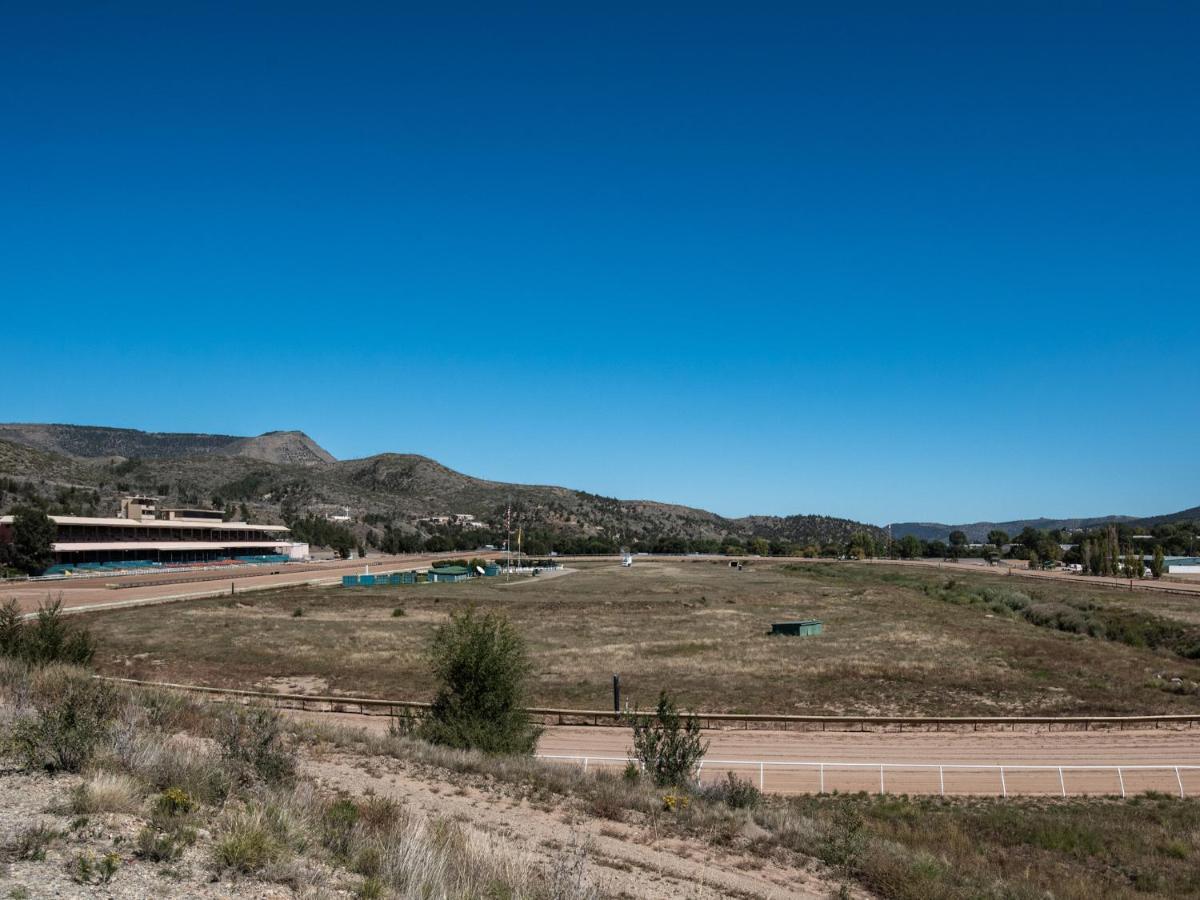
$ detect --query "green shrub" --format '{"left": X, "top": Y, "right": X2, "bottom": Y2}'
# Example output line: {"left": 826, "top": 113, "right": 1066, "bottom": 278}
{"left": 213, "top": 806, "right": 286, "bottom": 874}
{"left": 322, "top": 797, "right": 359, "bottom": 861}
{"left": 135, "top": 826, "right": 190, "bottom": 862}
{"left": 0, "top": 599, "right": 95, "bottom": 666}
{"left": 7, "top": 667, "right": 119, "bottom": 772}
{"left": 217, "top": 706, "right": 295, "bottom": 786}
{"left": 69, "top": 850, "right": 120, "bottom": 885}
{"left": 700, "top": 771, "right": 762, "bottom": 810}
{"left": 154, "top": 786, "right": 198, "bottom": 816}
{"left": 419, "top": 608, "right": 541, "bottom": 755}
{"left": 0, "top": 599, "right": 22, "bottom": 657}
{"left": 292, "top": 607, "right": 304, "bottom": 618}
{"left": 391, "top": 607, "right": 406, "bottom": 617}
{"left": 627, "top": 691, "right": 708, "bottom": 788}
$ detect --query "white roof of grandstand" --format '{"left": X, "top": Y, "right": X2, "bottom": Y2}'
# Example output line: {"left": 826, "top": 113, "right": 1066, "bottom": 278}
{"left": 0, "top": 515, "right": 287, "bottom": 532}
{"left": 52, "top": 541, "right": 289, "bottom": 552}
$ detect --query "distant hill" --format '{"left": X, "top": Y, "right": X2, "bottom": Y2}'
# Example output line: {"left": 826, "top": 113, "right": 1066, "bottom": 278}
{"left": 1130, "top": 505, "right": 1200, "bottom": 528}
{"left": 0, "top": 424, "right": 334, "bottom": 467}
{"left": 0, "top": 423, "right": 882, "bottom": 549}
{"left": 890, "top": 509, "right": 1197, "bottom": 543}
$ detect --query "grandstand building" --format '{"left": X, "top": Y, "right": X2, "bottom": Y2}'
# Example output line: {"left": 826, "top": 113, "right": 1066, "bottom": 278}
{"left": 0, "top": 496, "right": 301, "bottom": 575}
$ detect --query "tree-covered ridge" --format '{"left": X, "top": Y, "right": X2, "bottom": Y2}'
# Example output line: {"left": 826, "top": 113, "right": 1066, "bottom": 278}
{"left": 0, "top": 436, "right": 883, "bottom": 557}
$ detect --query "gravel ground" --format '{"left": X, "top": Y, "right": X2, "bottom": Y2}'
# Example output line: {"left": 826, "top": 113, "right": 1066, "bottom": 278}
{"left": 0, "top": 771, "right": 339, "bottom": 899}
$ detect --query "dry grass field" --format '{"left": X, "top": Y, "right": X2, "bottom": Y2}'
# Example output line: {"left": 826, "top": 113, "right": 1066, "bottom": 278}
{"left": 78, "top": 560, "right": 1200, "bottom": 717}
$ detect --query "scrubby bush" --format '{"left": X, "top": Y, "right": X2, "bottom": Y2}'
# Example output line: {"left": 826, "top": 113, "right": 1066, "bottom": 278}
{"left": 135, "top": 825, "right": 190, "bottom": 862}
{"left": 322, "top": 797, "right": 359, "bottom": 861}
{"left": 1025, "top": 602, "right": 1091, "bottom": 635}
{"left": 0, "top": 599, "right": 22, "bottom": 657}
{"left": 0, "top": 599, "right": 95, "bottom": 666}
{"left": 217, "top": 706, "right": 296, "bottom": 786}
{"left": 69, "top": 849, "right": 121, "bottom": 885}
{"left": 213, "top": 805, "right": 288, "bottom": 874}
{"left": 120, "top": 732, "right": 232, "bottom": 805}
{"left": 155, "top": 786, "right": 198, "bottom": 817}
{"left": 420, "top": 608, "right": 541, "bottom": 755}
{"left": 69, "top": 772, "right": 143, "bottom": 813}
{"left": 699, "top": 771, "right": 762, "bottom": 810}
{"left": 6, "top": 666, "right": 119, "bottom": 772}
{"left": 627, "top": 691, "right": 709, "bottom": 788}
{"left": 10, "top": 822, "right": 60, "bottom": 860}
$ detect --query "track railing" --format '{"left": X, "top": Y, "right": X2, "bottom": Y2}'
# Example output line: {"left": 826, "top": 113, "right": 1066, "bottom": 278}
{"left": 99, "top": 676, "right": 1200, "bottom": 733}
{"left": 537, "top": 755, "right": 1200, "bottom": 799}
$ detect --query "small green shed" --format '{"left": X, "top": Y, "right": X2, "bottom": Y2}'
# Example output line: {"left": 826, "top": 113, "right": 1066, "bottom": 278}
{"left": 428, "top": 565, "right": 472, "bottom": 583}
{"left": 770, "top": 620, "right": 823, "bottom": 637}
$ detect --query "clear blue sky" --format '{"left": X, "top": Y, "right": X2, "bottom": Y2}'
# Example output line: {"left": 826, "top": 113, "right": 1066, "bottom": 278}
{"left": 2, "top": 3, "right": 1197, "bottom": 525}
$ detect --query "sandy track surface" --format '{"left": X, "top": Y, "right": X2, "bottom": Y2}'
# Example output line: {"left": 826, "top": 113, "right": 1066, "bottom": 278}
{"left": 289, "top": 713, "right": 1200, "bottom": 798}
{"left": 539, "top": 726, "right": 1200, "bottom": 797}
{"left": 10, "top": 552, "right": 1196, "bottom": 615}
{"left": 304, "top": 750, "right": 837, "bottom": 899}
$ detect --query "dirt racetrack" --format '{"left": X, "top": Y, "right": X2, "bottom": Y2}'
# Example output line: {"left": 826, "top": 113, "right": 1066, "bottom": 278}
{"left": 285, "top": 711, "right": 1200, "bottom": 798}
{"left": 10, "top": 553, "right": 1199, "bottom": 617}
{"left": 4, "top": 553, "right": 460, "bottom": 614}
{"left": 539, "top": 725, "right": 1200, "bottom": 797}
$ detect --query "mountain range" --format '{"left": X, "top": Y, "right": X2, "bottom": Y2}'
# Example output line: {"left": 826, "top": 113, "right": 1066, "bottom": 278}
{"left": 1, "top": 423, "right": 1194, "bottom": 547}
{"left": 0, "top": 423, "right": 882, "bottom": 548}
{"left": 888, "top": 509, "right": 1200, "bottom": 543}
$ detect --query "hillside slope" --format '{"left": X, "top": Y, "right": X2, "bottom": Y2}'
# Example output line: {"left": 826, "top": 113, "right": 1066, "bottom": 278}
{"left": 0, "top": 423, "right": 333, "bottom": 466}
{"left": 0, "top": 426, "right": 883, "bottom": 548}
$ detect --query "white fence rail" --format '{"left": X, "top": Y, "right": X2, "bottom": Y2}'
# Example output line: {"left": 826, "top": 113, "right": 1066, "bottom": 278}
{"left": 536, "top": 755, "right": 1200, "bottom": 799}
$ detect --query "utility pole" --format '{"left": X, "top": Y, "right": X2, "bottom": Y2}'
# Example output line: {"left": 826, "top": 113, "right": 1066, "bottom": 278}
{"left": 505, "top": 500, "right": 512, "bottom": 582}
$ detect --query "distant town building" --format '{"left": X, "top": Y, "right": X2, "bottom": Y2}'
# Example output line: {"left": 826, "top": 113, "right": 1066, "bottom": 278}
{"left": 1166, "top": 557, "right": 1200, "bottom": 575}
{"left": 417, "top": 513, "right": 487, "bottom": 529}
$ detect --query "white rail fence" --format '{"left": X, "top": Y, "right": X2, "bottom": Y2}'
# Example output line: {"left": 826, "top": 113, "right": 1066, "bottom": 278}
{"left": 537, "top": 755, "right": 1200, "bottom": 799}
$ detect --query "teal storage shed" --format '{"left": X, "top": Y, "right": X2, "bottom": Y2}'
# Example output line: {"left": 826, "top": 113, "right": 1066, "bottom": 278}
{"left": 484, "top": 565, "right": 501, "bottom": 576}
{"left": 341, "top": 575, "right": 358, "bottom": 587}
{"left": 770, "top": 620, "right": 823, "bottom": 637}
